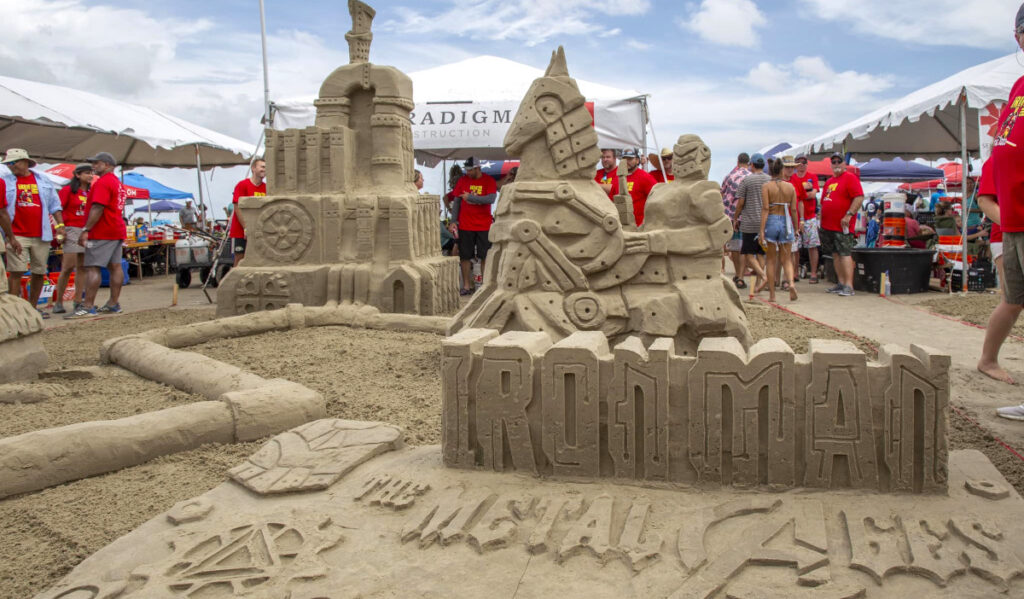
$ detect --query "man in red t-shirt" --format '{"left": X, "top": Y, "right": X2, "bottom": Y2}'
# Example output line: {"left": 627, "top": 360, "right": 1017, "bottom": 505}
{"left": 977, "top": 8, "right": 1024, "bottom": 390}
{"left": 595, "top": 148, "right": 618, "bottom": 198}
{"left": 616, "top": 148, "right": 657, "bottom": 226}
{"left": 819, "top": 153, "right": 864, "bottom": 296}
{"left": 68, "top": 151, "right": 127, "bottom": 319}
{"left": 2, "top": 148, "right": 64, "bottom": 312}
{"left": 230, "top": 158, "right": 267, "bottom": 267}
{"left": 791, "top": 155, "right": 821, "bottom": 282}
{"left": 648, "top": 148, "right": 675, "bottom": 184}
{"left": 448, "top": 157, "right": 497, "bottom": 295}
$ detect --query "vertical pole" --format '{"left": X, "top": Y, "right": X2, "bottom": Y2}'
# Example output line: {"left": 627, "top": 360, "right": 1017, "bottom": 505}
{"left": 259, "top": 0, "right": 272, "bottom": 128}
{"left": 959, "top": 95, "right": 969, "bottom": 293}
{"left": 195, "top": 145, "right": 206, "bottom": 230}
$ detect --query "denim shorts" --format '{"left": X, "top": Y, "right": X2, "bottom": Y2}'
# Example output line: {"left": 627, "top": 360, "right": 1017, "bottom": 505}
{"left": 763, "top": 214, "right": 794, "bottom": 246}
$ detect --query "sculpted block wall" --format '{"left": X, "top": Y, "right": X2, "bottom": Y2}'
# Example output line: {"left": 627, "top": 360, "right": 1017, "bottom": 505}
{"left": 217, "top": 0, "right": 458, "bottom": 317}
{"left": 442, "top": 330, "right": 950, "bottom": 493}
{"left": 0, "top": 294, "right": 47, "bottom": 383}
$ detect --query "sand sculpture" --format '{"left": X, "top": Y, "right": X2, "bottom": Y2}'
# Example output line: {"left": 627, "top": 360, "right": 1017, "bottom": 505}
{"left": 216, "top": 0, "right": 459, "bottom": 318}
{"left": 443, "top": 332, "right": 950, "bottom": 492}
{"left": 0, "top": 293, "right": 47, "bottom": 383}
{"left": 448, "top": 51, "right": 749, "bottom": 355}
{"left": 31, "top": 11, "right": 1024, "bottom": 599}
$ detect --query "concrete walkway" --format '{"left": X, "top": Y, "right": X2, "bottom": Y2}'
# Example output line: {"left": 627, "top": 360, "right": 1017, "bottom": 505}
{"left": 754, "top": 284, "right": 1024, "bottom": 449}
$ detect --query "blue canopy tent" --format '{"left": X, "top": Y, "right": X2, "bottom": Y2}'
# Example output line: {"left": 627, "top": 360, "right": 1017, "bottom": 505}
{"left": 123, "top": 172, "right": 193, "bottom": 222}
{"left": 856, "top": 158, "right": 945, "bottom": 182}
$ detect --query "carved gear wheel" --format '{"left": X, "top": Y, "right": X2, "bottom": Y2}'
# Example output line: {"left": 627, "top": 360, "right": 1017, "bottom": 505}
{"left": 563, "top": 291, "right": 607, "bottom": 330}
{"left": 257, "top": 202, "right": 315, "bottom": 262}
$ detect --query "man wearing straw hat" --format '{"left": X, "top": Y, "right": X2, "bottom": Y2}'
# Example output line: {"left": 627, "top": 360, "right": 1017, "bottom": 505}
{"left": 648, "top": 148, "right": 675, "bottom": 184}
{"left": 1, "top": 149, "right": 65, "bottom": 316}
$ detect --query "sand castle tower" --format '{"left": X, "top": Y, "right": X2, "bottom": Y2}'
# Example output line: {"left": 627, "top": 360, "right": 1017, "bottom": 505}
{"left": 216, "top": 0, "right": 459, "bottom": 317}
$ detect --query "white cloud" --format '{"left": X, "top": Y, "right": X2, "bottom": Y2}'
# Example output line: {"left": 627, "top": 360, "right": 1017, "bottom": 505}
{"left": 647, "top": 56, "right": 895, "bottom": 179}
{"left": 799, "top": 0, "right": 1020, "bottom": 50}
{"left": 627, "top": 39, "right": 652, "bottom": 51}
{"left": 381, "top": 0, "right": 651, "bottom": 46}
{"left": 680, "top": 0, "right": 766, "bottom": 48}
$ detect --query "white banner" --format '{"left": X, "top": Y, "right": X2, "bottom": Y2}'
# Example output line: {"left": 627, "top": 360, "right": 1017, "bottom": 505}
{"left": 978, "top": 100, "right": 1005, "bottom": 165}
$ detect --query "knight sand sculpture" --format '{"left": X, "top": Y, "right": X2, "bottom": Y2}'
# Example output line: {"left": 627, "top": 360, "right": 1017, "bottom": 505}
{"left": 449, "top": 49, "right": 750, "bottom": 355}
{"left": 34, "top": 6, "right": 1024, "bottom": 599}
{"left": 216, "top": 0, "right": 459, "bottom": 317}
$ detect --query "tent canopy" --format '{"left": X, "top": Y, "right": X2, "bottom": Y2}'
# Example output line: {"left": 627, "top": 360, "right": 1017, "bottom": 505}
{"left": 0, "top": 75, "right": 254, "bottom": 167}
{"left": 856, "top": 158, "right": 945, "bottom": 182}
{"left": 758, "top": 141, "right": 792, "bottom": 158}
{"left": 122, "top": 172, "right": 193, "bottom": 200}
{"left": 271, "top": 55, "right": 648, "bottom": 166}
{"left": 133, "top": 199, "right": 184, "bottom": 214}
{"left": 790, "top": 53, "right": 1019, "bottom": 160}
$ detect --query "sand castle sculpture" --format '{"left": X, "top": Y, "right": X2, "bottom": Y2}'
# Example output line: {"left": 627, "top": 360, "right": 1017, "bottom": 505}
{"left": 216, "top": 0, "right": 459, "bottom": 317}
{"left": 449, "top": 50, "right": 750, "bottom": 355}
{"left": 0, "top": 294, "right": 46, "bottom": 383}
{"left": 33, "top": 11, "right": 1024, "bottom": 599}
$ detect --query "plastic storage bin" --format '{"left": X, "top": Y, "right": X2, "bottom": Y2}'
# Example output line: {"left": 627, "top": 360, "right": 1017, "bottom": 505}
{"left": 852, "top": 248, "right": 933, "bottom": 294}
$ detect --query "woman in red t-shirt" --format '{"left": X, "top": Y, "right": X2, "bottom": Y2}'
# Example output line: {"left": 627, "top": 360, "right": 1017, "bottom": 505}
{"left": 52, "top": 165, "right": 93, "bottom": 313}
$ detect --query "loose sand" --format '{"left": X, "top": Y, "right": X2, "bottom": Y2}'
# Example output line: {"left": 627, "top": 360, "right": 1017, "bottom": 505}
{"left": 3, "top": 302, "right": 1024, "bottom": 597}
{"left": 919, "top": 292, "right": 1024, "bottom": 338}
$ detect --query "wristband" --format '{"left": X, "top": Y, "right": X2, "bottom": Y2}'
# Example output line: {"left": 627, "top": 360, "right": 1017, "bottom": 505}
{"left": 55, "top": 223, "right": 65, "bottom": 228}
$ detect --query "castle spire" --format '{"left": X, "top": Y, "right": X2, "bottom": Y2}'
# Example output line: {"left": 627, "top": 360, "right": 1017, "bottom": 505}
{"left": 345, "top": 0, "right": 376, "bottom": 64}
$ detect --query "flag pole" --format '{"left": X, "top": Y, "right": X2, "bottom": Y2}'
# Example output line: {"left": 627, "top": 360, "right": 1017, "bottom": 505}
{"left": 259, "top": 0, "right": 272, "bottom": 129}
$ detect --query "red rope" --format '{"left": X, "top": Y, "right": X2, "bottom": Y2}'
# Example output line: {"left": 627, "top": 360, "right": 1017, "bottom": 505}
{"left": 755, "top": 296, "right": 1024, "bottom": 464}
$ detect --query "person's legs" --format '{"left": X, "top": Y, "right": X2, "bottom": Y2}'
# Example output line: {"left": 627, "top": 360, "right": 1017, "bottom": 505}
{"left": 27, "top": 273, "right": 44, "bottom": 306}
{"left": 6, "top": 236, "right": 30, "bottom": 297}
{"left": 75, "top": 253, "right": 85, "bottom": 305}
{"left": 740, "top": 233, "right": 767, "bottom": 291}
{"left": 54, "top": 252, "right": 76, "bottom": 311}
{"left": 980, "top": 232, "right": 1024, "bottom": 385}
{"left": 7, "top": 271, "right": 23, "bottom": 297}
{"left": 808, "top": 247, "right": 820, "bottom": 281}
{"left": 106, "top": 254, "right": 124, "bottom": 307}
{"left": 837, "top": 256, "right": 854, "bottom": 288}
{"left": 231, "top": 238, "right": 246, "bottom": 267}
{"left": 764, "top": 244, "right": 778, "bottom": 302}
{"left": 460, "top": 260, "right": 473, "bottom": 291}
{"left": 82, "top": 266, "right": 102, "bottom": 308}
{"left": 782, "top": 242, "right": 798, "bottom": 300}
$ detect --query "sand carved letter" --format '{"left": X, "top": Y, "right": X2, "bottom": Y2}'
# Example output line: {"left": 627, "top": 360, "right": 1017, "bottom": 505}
{"left": 356, "top": 473, "right": 430, "bottom": 510}
{"left": 402, "top": 487, "right": 492, "bottom": 548}
{"left": 840, "top": 508, "right": 906, "bottom": 583}
{"left": 676, "top": 497, "right": 782, "bottom": 573}
{"left": 475, "top": 332, "right": 552, "bottom": 473}
{"left": 468, "top": 495, "right": 520, "bottom": 553}
{"left": 442, "top": 329, "right": 499, "bottom": 468}
{"left": 880, "top": 344, "right": 950, "bottom": 493}
{"left": 804, "top": 340, "right": 878, "bottom": 489}
{"left": 557, "top": 494, "right": 615, "bottom": 562}
{"left": 542, "top": 332, "right": 609, "bottom": 477}
{"left": 687, "top": 338, "right": 796, "bottom": 487}
{"left": 903, "top": 516, "right": 965, "bottom": 585}
{"left": 949, "top": 517, "right": 1024, "bottom": 589}
{"left": 608, "top": 337, "right": 673, "bottom": 481}
{"left": 526, "top": 495, "right": 584, "bottom": 554}
{"left": 612, "top": 498, "right": 663, "bottom": 572}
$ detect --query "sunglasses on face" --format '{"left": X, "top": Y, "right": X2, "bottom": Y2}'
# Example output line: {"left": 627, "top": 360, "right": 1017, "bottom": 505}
{"left": 830, "top": 159, "right": 843, "bottom": 164}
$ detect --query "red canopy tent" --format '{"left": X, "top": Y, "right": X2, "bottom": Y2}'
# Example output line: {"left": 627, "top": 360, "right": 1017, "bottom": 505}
{"left": 898, "top": 163, "right": 962, "bottom": 192}
{"left": 44, "top": 163, "right": 150, "bottom": 199}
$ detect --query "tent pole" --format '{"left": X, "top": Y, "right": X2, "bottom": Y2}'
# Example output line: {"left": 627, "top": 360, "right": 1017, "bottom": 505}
{"left": 195, "top": 145, "right": 207, "bottom": 229}
{"left": 644, "top": 99, "right": 667, "bottom": 182}
{"left": 959, "top": 95, "right": 969, "bottom": 294}
{"left": 259, "top": 0, "right": 272, "bottom": 128}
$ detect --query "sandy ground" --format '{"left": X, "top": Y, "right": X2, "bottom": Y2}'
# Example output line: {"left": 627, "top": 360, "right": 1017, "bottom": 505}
{"left": 918, "top": 292, "right": 1024, "bottom": 338}
{"left": 4, "top": 279, "right": 1024, "bottom": 597}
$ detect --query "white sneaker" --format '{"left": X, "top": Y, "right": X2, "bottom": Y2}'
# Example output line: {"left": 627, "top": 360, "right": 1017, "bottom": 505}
{"left": 996, "top": 404, "right": 1024, "bottom": 421}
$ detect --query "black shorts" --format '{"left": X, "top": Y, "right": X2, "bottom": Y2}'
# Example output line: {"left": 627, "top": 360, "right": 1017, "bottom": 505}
{"left": 741, "top": 232, "right": 765, "bottom": 255}
{"left": 458, "top": 229, "right": 490, "bottom": 261}
{"left": 232, "top": 237, "right": 247, "bottom": 254}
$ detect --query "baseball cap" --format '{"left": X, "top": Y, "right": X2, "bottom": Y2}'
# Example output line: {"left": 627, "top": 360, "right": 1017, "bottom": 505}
{"left": 86, "top": 151, "right": 117, "bottom": 166}
{"left": 830, "top": 152, "right": 844, "bottom": 163}
{"left": 750, "top": 152, "right": 765, "bottom": 167}
{"left": 74, "top": 163, "right": 93, "bottom": 174}
{"left": 621, "top": 148, "right": 639, "bottom": 159}
{"left": 936, "top": 183, "right": 946, "bottom": 190}
{"left": 1017, "top": 1, "right": 1024, "bottom": 32}
{"left": 463, "top": 156, "right": 480, "bottom": 170}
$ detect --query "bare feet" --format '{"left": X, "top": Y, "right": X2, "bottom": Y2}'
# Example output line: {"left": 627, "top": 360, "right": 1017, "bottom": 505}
{"left": 978, "top": 360, "right": 1016, "bottom": 384}
{"left": 768, "top": 294, "right": 776, "bottom": 303}
{"left": 789, "top": 285, "right": 798, "bottom": 301}
{"left": 754, "top": 279, "right": 768, "bottom": 294}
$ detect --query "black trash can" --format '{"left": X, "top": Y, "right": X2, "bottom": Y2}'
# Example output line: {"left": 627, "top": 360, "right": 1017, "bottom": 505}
{"left": 852, "top": 248, "right": 934, "bottom": 294}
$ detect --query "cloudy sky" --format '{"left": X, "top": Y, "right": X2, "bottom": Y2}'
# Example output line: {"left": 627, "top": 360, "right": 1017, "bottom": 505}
{"left": 3, "top": 0, "right": 1022, "bottom": 214}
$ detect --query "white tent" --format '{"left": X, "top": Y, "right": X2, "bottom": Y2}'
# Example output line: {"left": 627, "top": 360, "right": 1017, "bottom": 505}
{"left": 0, "top": 75, "right": 254, "bottom": 167}
{"left": 789, "top": 53, "right": 1020, "bottom": 160}
{"left": 271, "top": 55, "right": 648, "bottom": 166}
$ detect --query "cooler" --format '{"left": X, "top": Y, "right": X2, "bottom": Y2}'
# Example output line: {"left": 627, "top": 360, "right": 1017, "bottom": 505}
{"left": 852, "top": 248, "right": 933, "bottom": 294}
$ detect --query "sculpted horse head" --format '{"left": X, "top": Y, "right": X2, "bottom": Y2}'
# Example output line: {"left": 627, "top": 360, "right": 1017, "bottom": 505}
{"left": 503, "top": 47, "right": 601, "bottom": 181}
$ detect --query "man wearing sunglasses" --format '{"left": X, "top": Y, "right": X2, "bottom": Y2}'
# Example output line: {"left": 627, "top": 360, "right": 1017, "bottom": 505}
{"left": 819, "top": 153, "right": 864, "bottom": 296}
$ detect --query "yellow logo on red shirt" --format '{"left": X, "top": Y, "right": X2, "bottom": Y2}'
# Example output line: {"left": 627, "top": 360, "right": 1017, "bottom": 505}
{"left": 995, "top": 95, "right": 1024, "bottom": 146}
{"left": 16, "top": 182, "right": 39, "bottom": 207}
{"left": 470, "top": 185, "right": 483, "bottom": 195}
{"left": 627, "top": 181, "right": 635, "bottom": 193}
{"left": 254, "top": 192, "right": 266, "bottom": 197}
{"left": 824, "top": 183, "right": 838, "bottom": 200}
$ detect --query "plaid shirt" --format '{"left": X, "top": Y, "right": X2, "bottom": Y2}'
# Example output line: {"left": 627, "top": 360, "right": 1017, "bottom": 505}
{"left": 720, "top": 166, "right": 750, "bottom": 219}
